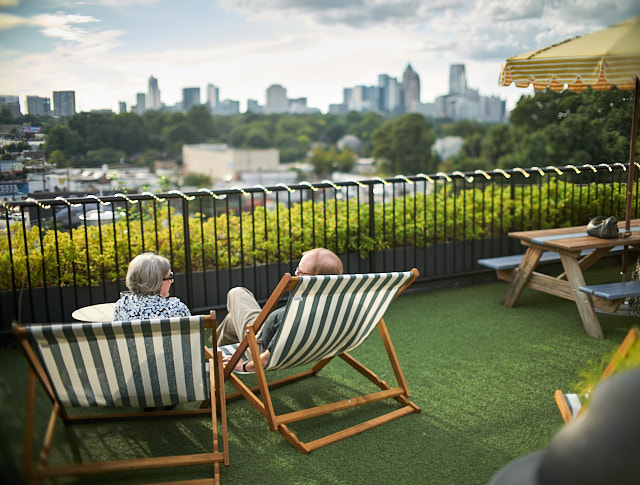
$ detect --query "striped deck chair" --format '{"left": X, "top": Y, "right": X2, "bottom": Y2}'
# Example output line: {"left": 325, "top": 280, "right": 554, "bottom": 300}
{"left": 554, "top": 326, "right": 639, "bottom": 423}
{"left": 219, "top": 269, "right": 421, "bottom": 454}
{"left": 12, "top": 311, "right": 229, "bottom": 485}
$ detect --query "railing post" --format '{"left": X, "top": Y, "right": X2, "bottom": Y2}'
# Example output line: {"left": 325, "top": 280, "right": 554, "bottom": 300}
{"left": 368, "top": 181, "right": 375, "bottom": 273}
{"left": 182, "top": 196, "right": 193, "bottom": 309}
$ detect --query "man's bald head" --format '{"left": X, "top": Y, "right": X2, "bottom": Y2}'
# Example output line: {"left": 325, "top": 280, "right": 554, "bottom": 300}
{"left": 300, "top": 248, "right": 343, "bottom": 275}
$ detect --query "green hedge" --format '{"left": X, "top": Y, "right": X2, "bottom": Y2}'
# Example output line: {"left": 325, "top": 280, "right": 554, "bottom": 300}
{"left": 0, "top": 178, "right": 631, "bottom": 291}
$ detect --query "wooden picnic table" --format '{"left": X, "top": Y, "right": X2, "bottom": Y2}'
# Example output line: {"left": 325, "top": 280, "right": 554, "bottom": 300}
{"left": 500, "top": 219, "right": 640, "bottom": 339}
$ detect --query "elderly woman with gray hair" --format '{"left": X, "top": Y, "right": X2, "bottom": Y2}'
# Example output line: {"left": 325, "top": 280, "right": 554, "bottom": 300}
{"left": 113, "top": 252, "right": 190, "bottom": 321}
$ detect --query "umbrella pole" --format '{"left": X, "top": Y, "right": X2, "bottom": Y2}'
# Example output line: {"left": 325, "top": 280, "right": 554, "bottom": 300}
{"left": 622, "top": 76, "right": 640, "bottom": 278}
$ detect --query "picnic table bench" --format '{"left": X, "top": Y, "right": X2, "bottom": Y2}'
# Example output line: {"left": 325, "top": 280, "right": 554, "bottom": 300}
{"left": 481, "top": 221, "right": 640, "bottom": 339}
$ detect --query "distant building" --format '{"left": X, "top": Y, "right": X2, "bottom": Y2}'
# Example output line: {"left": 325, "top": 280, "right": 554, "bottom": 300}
{"left": 328, "top": 103, "right": 348, "bottom": 115}
{"left": 434, "top": 64, "right": 506, "bottom": 123}
{"left": 182, "top": 143, "right": 280, "bottom": 183}
{"left": 338, "top": 64, "right": 419, "bottom": 115}
{"left": 449, "top": 64, "right": 468, "bottom": 96}
{"left": 402, "top": 64, "right": 420, "bottom": 113}
{"left": 147, "top": 76, "right": 161, "bottom": 110}
{"left": 378, "top": 74, "right": 403, "bottom": 114}
{"left": 26, "top": 96, "right": 51, "bottom": 116}
{"left": 288, "top": 97, "right": 320, "bottom": 114}
{"left": 182, "top": 87, "right": 201, "bottom": 112}
{"left": 247, "top": 99, "right": 263, "bottom": 113}
{"left": 135, "top": 93, "right": 146, "bottom": 115}
{"left": 333, "top": 63, "right": 505, "bottom": 122}
{"left": 349, "top": 85, "right": 378, "bottom": 112}
{"left": 207, "top": 84, "right": 219, "bottom": 113}
{"left": 118, "top": 101, "right": 127, "bottom": 114}
{"left": 433, "top": 136, "right": 464, "bottom": 160}
{"left": 337, "top": 134, "right": 363, "bottom": 153}
{"left": 218, "top": 99, "right": 240, "bottom": 116}
{"left": 52, "top": 91, "right": 75, "bottom": 117}
{"left": 1, "top": 95, "right": 22, "bottom": 117}
{"left": 265, "top": 84, "right": 288, "bottom": 114}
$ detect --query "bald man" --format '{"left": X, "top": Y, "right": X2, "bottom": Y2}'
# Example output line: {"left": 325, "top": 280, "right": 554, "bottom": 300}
{"left": 217, "top": 248, "right": 343, "bottom": 372}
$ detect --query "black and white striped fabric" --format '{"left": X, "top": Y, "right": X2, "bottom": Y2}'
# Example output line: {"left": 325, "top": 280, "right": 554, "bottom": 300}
{"left": 26, "top": 315, "right": 207, "bottom": 408}
{"left": 561, "top": 392, "right": 588, "bottom": 419}
{"left": 220, "top": 271, "right": 413, "bottom": 371}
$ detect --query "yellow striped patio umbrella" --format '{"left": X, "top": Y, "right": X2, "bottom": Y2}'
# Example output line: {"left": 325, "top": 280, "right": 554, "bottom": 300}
{"left": 499, "top": 15, "right": 640, "bottom": 273}
{"left": 499, "top": 16, "right": 640, "bottom": 93}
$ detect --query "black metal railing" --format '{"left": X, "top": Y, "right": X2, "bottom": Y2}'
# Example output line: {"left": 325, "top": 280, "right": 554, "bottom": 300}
{"left": 1, "top": 162, "right": 637, "bottom": 338}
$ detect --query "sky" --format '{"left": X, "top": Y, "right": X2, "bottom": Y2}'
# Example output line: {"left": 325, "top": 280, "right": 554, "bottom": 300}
{"left": 1, "top": 0, "right": 639, "bottom": 115}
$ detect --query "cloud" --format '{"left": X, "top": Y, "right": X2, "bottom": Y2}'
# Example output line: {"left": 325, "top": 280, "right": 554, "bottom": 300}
{"left": 220, "top": 0, "right": 435, "bottom": 27}
{"left": 420, "top": 0, "right": 640, "bottom": 62}
{"left": 0, "top": 0, "right": 20, "bottom": 7}
{"left": 0, "top": 12, "right": 27, "bottom": 29}
{"left": 31, "top": 12, "right": 101, "bottom": 41}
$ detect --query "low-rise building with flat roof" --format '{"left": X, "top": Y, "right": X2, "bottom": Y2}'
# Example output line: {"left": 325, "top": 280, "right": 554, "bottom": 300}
{"left": 182, "top": 143, "right": 280, "bottom": 182}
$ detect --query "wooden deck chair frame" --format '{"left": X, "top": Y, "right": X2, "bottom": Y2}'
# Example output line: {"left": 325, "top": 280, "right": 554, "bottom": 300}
{"left": 554, "top": 326, "right": 639, "bottom": 423}
{"left": 12, "top": 311, "right": 229, "bottom": 485}
{"left": 221, "top": 268, "right": 421, "bottom": 454}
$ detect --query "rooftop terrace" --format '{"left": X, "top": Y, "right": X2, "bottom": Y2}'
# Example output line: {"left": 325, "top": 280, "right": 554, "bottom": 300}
{"left": 0, "top": 265, "right": 635, "bottom": 484}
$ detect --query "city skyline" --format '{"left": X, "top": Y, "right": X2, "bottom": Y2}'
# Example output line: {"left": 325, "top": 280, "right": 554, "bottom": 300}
{"left": 5, "top": 62, "right": 505, "bottom": 124}
{"left": 1, "top": 1, "right": 639, "bottom": 114}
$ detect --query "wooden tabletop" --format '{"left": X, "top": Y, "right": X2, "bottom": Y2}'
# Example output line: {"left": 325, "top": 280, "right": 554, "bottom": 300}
{"left": 72, "top": 302, "right": 116, "bottom": 322}
{"left": 509, "top": 219, "right": 640, "bottom": 252}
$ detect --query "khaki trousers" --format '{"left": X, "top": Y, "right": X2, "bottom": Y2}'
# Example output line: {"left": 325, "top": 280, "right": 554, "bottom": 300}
{"left": 216, "top": 287, "right": 263, "bottom": 347}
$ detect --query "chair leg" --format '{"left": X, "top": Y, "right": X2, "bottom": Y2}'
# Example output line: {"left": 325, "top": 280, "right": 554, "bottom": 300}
{"left": 214, "top": 350, "right": 229, "bottom": 467}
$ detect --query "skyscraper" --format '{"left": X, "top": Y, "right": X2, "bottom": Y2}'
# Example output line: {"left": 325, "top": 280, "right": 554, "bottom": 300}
{"left": 265, "top": 84, "right": 288, "bottom": 114}
{"left": 135, "top": 93, "right": 146, "bottom": 115}
{"left": 350, "top": 86, "right": 377, "bottom": 112}
{"left": 449, "top": 64, "right": 468, "bottom": 96}
{"left": 26, "top": 96, "right": 51, "bottom": 116}
{"left": 147, "top": 76, "right": 161, "bottom": 110}
{"left": 402, "top": 64, "right": 420, "bottom": 113}
{"left": 182, "top": 87, "right": 200, "bottom": 112}
{"left": 378, "top": 74, "right": 402, "bottom": 114}
{"left": 433, "top": 64, "right": 505, "bottom": 122}
{"left": 52, "top": 91, "right": 75, "bottom": 117}
{"left": 207, "top": 84, "right": 219, "bottom": 113}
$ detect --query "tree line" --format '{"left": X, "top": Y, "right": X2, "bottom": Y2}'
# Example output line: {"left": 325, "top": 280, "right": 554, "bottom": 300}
{"left": 1, "top": 87, "right": 636, "bottom": 178}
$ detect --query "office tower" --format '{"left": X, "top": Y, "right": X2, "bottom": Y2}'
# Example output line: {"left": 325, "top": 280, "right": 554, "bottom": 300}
{"left": 377, "top": 74, "right": 402, "bottom": 114}
{"left": 218, "top": 99, "right": 240, "bottom": 115}
{"left": 182, "top": 87, "right": 201, "bottom": 112}
{"left": 26, "top": 96, "right": 51, "bottom": 116}
{"left": 119, "top": 101, "right": 127, "bottom": 114}
{"left": 0, "top": 95, "right": 21, "bottom": 117}
{"left": 265, "top": 84, "right": 288, "bottom": 114}
{"left": 449, "top": 64, "right": 467, "bottom": 96}
{"left": 147, "top": 76, "right": 161, "bottom": 110}
{"left": 351, "top": 86, "right": 377, "bottom": 112}
{"left": 52, "top": 91, "right": 75, "bottom": 117}
{"left": 207, "top": 84, "right": 219, "bottom": 113}
{"left": 480, "top": 95, "right": 506, "bottom": 123}
{"left": 135, "top": 93, "right": 146, "bottom": 115}
{"left": 402, "top": 64, "right": 420, "bottom": 113}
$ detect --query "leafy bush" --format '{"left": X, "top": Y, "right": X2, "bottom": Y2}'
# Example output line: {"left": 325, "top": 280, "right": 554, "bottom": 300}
{"left": 0, "top": 178, "right": 632, "bottom": 291}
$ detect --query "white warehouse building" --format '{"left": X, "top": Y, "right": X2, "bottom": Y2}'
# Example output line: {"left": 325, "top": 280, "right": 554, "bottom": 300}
{"left": 182, "top": 143, "right": 280, "bottom": 182}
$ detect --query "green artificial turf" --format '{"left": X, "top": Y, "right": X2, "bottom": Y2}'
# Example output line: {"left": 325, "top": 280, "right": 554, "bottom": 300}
{"left": 0, "top": 269, "right": 636, "bottom": 485}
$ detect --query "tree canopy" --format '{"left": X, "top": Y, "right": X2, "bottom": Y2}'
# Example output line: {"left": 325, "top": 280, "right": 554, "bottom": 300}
{"left": 4, "top": 86, "right": 636, "bottom": 178}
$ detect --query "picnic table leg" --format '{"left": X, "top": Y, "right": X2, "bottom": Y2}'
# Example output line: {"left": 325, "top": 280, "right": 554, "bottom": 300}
{"left": 559, "top": 253, "right": 605, "bottom": 340}
{"left": 501, "top": 247, "right": 544, "bottom": 307}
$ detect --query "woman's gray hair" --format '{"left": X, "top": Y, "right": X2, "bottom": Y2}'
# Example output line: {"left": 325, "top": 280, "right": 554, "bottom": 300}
{"left": 125, "top": 252, "right": 171, "bottom": 296}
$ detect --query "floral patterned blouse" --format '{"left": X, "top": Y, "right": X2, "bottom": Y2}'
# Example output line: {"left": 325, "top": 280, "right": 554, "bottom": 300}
{"left": 112, "top": 293, "right": 191, "bottom": 321}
